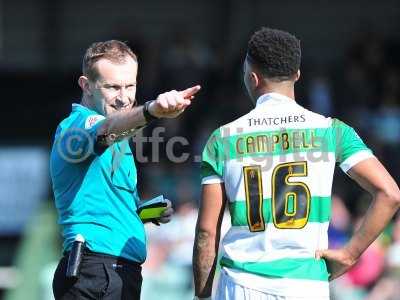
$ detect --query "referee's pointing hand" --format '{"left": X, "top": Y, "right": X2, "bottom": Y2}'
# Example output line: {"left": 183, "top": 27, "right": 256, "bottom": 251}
{"left": 149, "top": 85, "right": 201, "bottom": 118}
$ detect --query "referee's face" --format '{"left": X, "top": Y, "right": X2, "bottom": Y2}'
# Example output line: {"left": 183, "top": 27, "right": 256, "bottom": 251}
{"left": 90, "top": 56, "right": 138, "bottom": 116}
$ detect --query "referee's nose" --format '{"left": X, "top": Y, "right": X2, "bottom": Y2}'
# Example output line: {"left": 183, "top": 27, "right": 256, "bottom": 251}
{"left": 115, "top": 97, "right": 130, "bottom": 109}
{"left": 115, "top": 88, "right": 131, "bottom": 108}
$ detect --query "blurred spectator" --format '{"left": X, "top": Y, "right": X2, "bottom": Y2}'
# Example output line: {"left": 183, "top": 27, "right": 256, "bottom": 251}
{"left": 371, "top": 70, "right": 400, "bottom": 145}
{"left": 328, "top": 195, "right": 352, "bottom": 249}
{"left": 159, "top": 29, "right": 217, "bottom": 91}
{"left": 346, "top": 218, "right": 386, "bottom": 288}
{"left": 308, "top": 75, "right": 333, "bottom": 116}
{"left": 365, "top": 217, "right": 400, "bottom": 300}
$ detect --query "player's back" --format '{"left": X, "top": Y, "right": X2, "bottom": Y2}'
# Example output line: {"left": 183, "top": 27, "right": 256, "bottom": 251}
{"left": 200, "top": 92, "right": 373, "bottom": 298}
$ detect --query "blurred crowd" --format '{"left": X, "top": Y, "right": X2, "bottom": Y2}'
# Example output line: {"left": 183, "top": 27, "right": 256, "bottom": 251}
{"left": 130, "top": 28, "right": 400, "bottom": 300}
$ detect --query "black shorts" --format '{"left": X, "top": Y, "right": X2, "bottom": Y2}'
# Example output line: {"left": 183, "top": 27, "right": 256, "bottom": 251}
{"left": 53, "top": 249, "right": 142, "bottom": 300}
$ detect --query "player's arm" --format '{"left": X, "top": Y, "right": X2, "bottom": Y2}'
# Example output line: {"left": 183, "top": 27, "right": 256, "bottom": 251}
{"left": 96, "top": 85, "right": 201, "bottom": 145}
{"left": 193, "top": 183, "right": 226, "bottom": 298}
{"left": 316, "top": 157, "right": 400, "bottom": 280}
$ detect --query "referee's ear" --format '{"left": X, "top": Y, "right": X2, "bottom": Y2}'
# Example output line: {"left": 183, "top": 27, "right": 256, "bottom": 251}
{"left": 78, "top": 75, "right": 93, "bottom": 96}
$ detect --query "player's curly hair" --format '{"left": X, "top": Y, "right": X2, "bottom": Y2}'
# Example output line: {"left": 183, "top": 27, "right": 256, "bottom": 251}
{"left": 247, "top": 27, "right": 301, "bottom": 81}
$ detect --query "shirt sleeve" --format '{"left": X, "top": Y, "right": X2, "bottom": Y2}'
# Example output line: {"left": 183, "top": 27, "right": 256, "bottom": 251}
{"left": 56, "top": 112, "right": 106, "bottom": 162}
{"left": 201, "top": 128, "right": 225, "bottom": 184}
{"left": 333, "top": 119, "right": 374, "bottom": 172}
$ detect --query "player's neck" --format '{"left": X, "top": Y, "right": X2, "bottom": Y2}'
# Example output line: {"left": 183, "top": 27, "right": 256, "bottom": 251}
{"left": 257, "top": 82, "right": 295, "bottom": 101}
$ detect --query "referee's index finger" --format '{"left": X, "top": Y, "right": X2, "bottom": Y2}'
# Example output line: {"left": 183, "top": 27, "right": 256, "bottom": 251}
{"left": 180, "top": 85, "right": 201, "bottom": 99}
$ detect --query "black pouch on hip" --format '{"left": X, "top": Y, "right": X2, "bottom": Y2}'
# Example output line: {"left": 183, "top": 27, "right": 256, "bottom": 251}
{"left": 66, "top": 234, "right": 85, "bottom": 278}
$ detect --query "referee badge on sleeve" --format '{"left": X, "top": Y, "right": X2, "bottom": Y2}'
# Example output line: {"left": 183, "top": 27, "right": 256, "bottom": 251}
{"left": 85, "top": 115, "right": 106, "bottom": 129}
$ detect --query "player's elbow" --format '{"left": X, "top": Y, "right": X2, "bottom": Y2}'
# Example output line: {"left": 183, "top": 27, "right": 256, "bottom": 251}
{"left": 196, "top": 226, "right": 217, "bottom": 241}
{"left": 195, "top": 214, "right": 223, "bottom": 240}
{"left": 193, "top": 228, "right": 218, "bottom": 255}
{"left": 377, "top": 186, "right": 400, "bottom": 208}
{"left": 390, "top": 191, "right": 400, "bottom": 206}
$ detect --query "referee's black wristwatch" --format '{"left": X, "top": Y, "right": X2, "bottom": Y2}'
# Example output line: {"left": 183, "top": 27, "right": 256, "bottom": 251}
{"left": 143, "top": 100, "right": 159, "bottom": 123}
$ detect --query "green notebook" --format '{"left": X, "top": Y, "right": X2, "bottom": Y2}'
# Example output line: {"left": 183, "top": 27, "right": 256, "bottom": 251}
{"left": 137, "top": 195, "right": 168, "bottom": 221}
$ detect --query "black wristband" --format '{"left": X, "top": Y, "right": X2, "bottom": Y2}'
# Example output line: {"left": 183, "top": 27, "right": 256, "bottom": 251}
{"left": 143, "top": 100, "right": 159, "bottom": 123}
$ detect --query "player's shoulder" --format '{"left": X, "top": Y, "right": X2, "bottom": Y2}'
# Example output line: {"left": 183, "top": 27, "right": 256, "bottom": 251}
{"left": 296, "top": 105, "right": 335, "bottom": 129}
{"left": 329, "top": 117, "right": 352, "bottom": 129}
{"left": 206, "top": 104, "right": 353, "bottom": 141}
{"left": 202, "top": 112, "right": 253, "bottom": 149}
{"left": 301, "top": 108, "right": 361, "bottom": 143}
{"left": 216, "top": 109, "right": 260, "bottom": 138}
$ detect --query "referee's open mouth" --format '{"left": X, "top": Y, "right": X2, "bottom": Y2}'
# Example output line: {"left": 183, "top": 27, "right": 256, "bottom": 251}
{"left": 110, "top": 104, "right": 131, "bottom": 112}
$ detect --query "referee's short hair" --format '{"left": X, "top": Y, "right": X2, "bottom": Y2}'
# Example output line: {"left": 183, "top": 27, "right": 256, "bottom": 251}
{"left": 247, "top": 27, "right": 301, "bottom": 81}
{"left": 83, "top": 40, "right": 137, "bottom": 81}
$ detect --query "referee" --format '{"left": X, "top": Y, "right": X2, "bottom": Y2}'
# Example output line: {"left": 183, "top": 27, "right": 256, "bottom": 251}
{"left": 50, "top": 40, "right": 200, "bottom": 299}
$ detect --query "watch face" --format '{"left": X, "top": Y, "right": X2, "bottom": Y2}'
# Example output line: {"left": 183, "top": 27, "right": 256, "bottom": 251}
{"left": 144, "top": 101, "right": 157, "bottom": 122}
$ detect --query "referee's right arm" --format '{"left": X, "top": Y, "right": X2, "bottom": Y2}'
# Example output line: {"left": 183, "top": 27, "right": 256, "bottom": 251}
{"left": 96, "top": 85, "right": 201, "bottom": 146}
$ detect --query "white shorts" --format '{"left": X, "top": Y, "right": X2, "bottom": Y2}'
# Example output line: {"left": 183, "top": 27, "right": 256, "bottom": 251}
{"left": 214, "top": 270, "right": 330, "bottom": 300}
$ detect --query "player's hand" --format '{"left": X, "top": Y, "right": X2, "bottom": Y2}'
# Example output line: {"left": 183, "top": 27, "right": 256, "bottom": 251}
{"left": 148, "top": 85, "right": 201, "bottom": 119}
{"left": 152, "top": 199, "right": 174, "bottom": 225}
{"left": 315, "top": 247, "right": 358, "bottom": 281}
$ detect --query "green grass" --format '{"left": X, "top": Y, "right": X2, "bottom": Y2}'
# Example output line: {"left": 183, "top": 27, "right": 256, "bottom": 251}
{"left": 5, "top": 201, "right": 61, "bottom": 300}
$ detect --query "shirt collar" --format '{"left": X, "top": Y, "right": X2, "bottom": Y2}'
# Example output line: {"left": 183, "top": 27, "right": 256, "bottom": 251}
{"left": 72, "top": 103, "right": 102, "bottom": 115}
{"left": 255, "top": 92, "right": 295, "bottom": 107}
{"left": 72, "top": 103, "right": 83, "bottom": 110}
